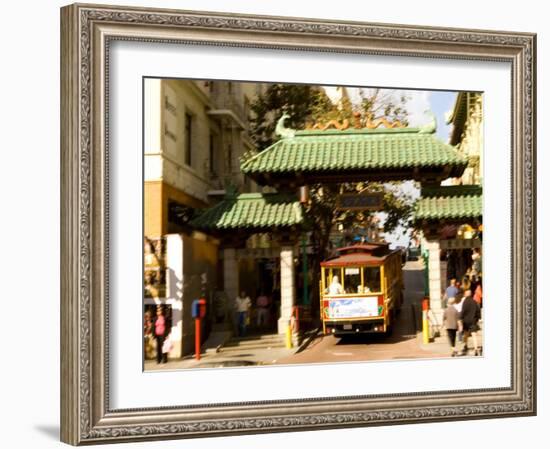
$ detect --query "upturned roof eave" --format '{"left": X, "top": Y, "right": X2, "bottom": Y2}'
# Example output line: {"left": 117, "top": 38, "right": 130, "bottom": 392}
{"left": 241, "top": 131, "right": 466, "bottom": 179}
{"left": 413, "top": 190, "right": 483, "bottom": 222}
{"left": 189, "top": 193, "right": 304, "bottom": 232}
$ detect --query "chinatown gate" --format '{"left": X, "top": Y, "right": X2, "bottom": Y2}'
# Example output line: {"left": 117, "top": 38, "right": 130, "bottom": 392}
{"left": 190, "top": 114, "right": 482, "bottom": 334}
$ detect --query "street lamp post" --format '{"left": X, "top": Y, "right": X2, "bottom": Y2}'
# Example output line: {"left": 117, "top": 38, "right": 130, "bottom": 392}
{"left": 422, "top": 249, "right": 430, "bottom": 297}
{"left": 302, "top": 234, "right": 309, "bottom": 306}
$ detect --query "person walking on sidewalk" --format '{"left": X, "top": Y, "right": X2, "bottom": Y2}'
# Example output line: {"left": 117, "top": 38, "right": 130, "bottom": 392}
{"left": 442, "top": 297, "right": 460, "bottom": 357}
{"left": 458, "top": 289, "right": 482, "bottom": 356}
{"left": 443, "top": 278, "right": 459, "bottom": 306}
{"left": 255, "top": 291, "right": 271, "bottom": 329}
{"left": 234, "top": 291, "right": 252, "bottom": 337}
{"left": 473, "top": 278, "right": 483, "bottom": 308}
{"left": 154, "top": 305, "right": 167, "bottom": 364}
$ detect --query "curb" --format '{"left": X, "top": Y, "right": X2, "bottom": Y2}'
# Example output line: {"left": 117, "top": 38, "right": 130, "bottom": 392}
{"left": 295, "top": 327, "right": 322, "bottom": 353}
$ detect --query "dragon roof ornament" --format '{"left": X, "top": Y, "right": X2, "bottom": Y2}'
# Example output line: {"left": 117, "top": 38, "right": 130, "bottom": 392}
{"left": 275, "top": 113, "right": 296, "bottom": 139}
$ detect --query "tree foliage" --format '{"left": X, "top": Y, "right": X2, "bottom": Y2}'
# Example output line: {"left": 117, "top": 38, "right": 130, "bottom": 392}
{"left": 249, "top": 83, "right": 416, "bottom": 311}
{"left": 249, "top": 83, "right": 414, "bottom": 237}
{"left": 249, "top": 84, "right": 330, "bottom": 150}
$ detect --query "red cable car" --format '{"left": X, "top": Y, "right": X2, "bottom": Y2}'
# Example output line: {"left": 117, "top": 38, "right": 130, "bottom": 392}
{"left": 320, "top": 243, "right": 404, "bottom": 336}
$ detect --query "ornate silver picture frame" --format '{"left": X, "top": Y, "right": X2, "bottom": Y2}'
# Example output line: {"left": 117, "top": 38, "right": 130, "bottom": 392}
{"left": 60, "top": 3, "right": 536, "bottom": 445}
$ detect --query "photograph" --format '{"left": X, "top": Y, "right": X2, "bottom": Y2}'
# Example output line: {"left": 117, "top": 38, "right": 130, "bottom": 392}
{"left": 57, "top": 2, "right": 536, "bottom": 444}
{"left": 142, "top": 79, "right": 484, "bottom": 371}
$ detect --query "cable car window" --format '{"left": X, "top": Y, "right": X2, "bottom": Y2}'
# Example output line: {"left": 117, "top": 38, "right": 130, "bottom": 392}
{"left": 364, "top": 266, "right": 381, "bottom": 292}
{"left": 344, "top": 267, "right": 361, "bottom": 293}
{"left": 325, "top": 268, "right": 344, "bottom": 295}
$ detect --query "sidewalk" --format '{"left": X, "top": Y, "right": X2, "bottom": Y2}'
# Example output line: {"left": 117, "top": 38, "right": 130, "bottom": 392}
{"left": 144, "top": 346, "right": 296, "bottom": 371}
{"left": 417, "top": 319, "right": 484, "bottom": 357}
{"left": 144, "top": 329, "right": 319, "bottom": 371}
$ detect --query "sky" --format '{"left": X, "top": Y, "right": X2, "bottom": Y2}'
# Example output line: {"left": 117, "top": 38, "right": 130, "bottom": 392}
{"left": 384, "top": 89, "right": 458, "bottom": 248}
{"left": 323, "top": 86, "right": 457, "bottom": 141}
{"left": 323, "top": 86, "right": 459, "bottom": 248}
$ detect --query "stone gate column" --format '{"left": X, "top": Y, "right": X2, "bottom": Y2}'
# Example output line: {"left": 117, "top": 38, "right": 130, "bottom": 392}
{"left": 278, "top": 246, "right": 295, "bottom": 334}
{"left": 166, "top": 234, "right": 184, "bottom": 359}
{"left": 424, "top": 238, "right": 444, "bottom": 320}
{"left": 223, "top": 248, "right": 239, "bottom": 307}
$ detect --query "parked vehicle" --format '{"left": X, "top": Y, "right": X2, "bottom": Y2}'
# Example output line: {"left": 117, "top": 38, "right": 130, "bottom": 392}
{"left": 407, "top": 245, "right": 421, "bottom": 261}
{"left": 395, "top": 245, "right": 407, "bottom": 265}
{"left": 320, "top": 243, "right": 404, "bottom": 336}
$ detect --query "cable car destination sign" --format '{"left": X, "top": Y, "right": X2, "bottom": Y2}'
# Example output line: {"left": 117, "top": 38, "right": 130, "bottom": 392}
{"left": 336, "top": 192, "right": 384, "bottom": 211}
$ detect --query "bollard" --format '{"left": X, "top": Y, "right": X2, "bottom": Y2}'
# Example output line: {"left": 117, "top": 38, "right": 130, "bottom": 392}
{"left": 422, "top": 298, "right": 430, "bottom": 344}
{"left": 285, "top": 322, "right": 293, "bottom": 349}
{"left": 195, "top": 318, "right": 201, "bottom": 360}
{"left": 192, "top": 298, "right": 206, "bottom": 361}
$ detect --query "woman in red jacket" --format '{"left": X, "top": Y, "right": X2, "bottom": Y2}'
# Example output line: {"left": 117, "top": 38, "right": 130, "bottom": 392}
{"left": 154, "top": 305, "right": 168, "bottom": 364}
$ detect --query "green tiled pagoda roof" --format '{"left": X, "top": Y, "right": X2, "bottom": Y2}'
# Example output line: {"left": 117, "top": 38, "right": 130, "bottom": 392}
{"left": 190, "top": 193, "right": 303, "bottom": 231}
{"left": 241, "top": 128, "right": 467, "bottom": 176}
{"left": 414, "top": 186, "right": 482, "bottom": 221}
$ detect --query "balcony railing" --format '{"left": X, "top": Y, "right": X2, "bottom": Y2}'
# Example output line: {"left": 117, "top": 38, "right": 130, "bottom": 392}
{"left": 211, "top": 94, "right": 249, "bottom": 127}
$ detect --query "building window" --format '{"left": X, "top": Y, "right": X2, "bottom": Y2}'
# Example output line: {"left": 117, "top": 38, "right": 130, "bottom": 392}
{"left": 164, "top": 95, "right": 177, "bottom": 116}
{"left": 184, "top": 113, "right": 192, "bottom": 166}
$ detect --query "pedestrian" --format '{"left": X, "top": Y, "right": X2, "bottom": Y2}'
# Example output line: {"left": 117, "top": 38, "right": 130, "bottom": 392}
{"left": 471, "top": 248, "right": 482, "bottom": 278}
{"left": 442, "top": 297, "right": 459, "bottom": 357}
{"left": 473, "top": 278, "right": 483, "bottom": 308}
{"left": 161, "top": 330, "right": 172, "bottom": 364}
{"left": 327, "top": 275, "right": 344, "bottom": 295}
{"left": 455, "top": 280, "right": 462, "bottom": 297}
{"left": 443, "top": 278, "right": 459, "bottom": 306}
{"left": 154, "top": 305, "right": 167, "bottom": 364}
{"left": 143, "top": 309, "right": 155, "bottom": 360}
{"left": 255, "top": 291, "right": 270, "bottom": 329}
{"left": 469, "top": 275, "right": 478, "bottom": 294}
{"left": 461, "top": 274, "right": 471, "bottom": 293}
{"left": 453, "top": 292, "right": 466, "bottom": 343}
{"left": 458, "top": 289, "right": 482, "bottom": 356}
{"left": 234, "top": 291, "right": 251, "bottom": 337}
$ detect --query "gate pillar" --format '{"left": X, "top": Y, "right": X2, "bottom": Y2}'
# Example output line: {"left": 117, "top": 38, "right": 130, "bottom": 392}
{"left": 278, "top": 246, "right": 295, "bottom": 334}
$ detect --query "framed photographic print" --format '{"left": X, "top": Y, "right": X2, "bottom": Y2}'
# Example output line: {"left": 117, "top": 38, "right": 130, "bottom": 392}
{"left": 60, "top": 3, "right": 536, "bottom": 445}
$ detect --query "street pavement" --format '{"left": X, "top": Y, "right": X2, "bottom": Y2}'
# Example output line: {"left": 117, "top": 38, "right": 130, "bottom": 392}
{"left": 276, "top": 260, "right": 447, "bottom": 365}
{"left": 145, "top": 260, "right": 483, "bottom": 371}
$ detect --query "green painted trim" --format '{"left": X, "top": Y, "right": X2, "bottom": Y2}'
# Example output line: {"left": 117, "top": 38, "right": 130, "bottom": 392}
{"left": 420, "top": 185, "right": 482, "bottom": 198}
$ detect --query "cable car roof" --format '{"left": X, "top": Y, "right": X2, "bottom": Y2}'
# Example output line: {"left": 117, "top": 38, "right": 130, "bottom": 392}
{"left": 321, "top": 243, "right": 398, "bottom": 267}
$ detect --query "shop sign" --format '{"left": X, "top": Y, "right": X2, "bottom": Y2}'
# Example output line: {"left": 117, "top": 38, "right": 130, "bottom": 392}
{"left": 440, "top": 238, "right": 482, "bottom": 250}
{"left": 336, "top": 193, "right": 384, "bottom": 211}
{"left": 325, "top": 297, "right": 381, "bottom": 319}
{"left": 237, "top": 248, "right": 279, "bottom": 259}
